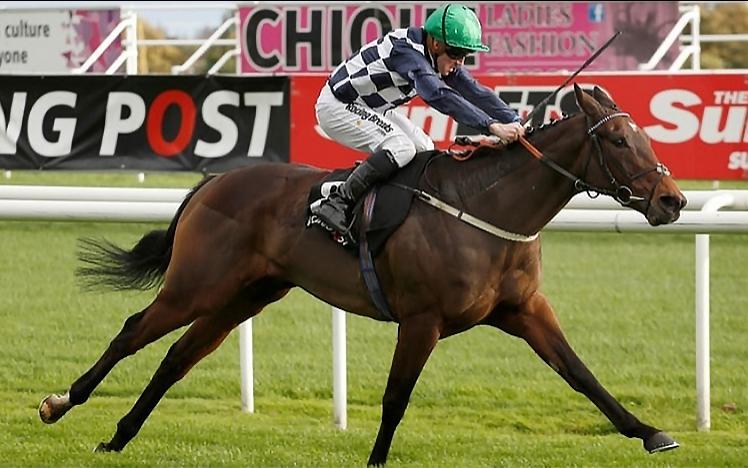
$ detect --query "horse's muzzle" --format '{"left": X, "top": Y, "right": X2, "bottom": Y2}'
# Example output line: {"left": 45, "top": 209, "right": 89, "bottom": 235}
{"left": 647, "top": 192, "right": 687, "bottom": 226}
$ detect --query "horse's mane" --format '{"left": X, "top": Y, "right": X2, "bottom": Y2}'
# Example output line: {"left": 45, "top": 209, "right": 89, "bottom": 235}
{"left": 426, "top": 113, "right": 580, "bottom": 200}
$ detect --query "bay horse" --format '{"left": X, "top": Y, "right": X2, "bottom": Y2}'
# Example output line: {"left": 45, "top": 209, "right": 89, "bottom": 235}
{"left": 39, "top": 84, "right": 686, "bottom": 465}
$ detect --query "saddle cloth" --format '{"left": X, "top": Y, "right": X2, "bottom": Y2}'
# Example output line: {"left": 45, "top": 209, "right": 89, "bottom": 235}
{"left": 306, "top": 150, "right": 439, "bottom": 256}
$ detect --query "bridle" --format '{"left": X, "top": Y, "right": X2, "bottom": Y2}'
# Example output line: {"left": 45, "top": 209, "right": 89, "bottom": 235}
{"left": 520, "top": 111, "right": 670, "bottom": 210}
{"left": 584, "top": 112, "right": 671, "bottom": 208}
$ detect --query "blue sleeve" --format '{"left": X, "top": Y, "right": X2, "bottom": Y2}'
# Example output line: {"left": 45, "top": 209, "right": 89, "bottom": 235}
{"left": 388, "top": 46, "right": 497, "bottom": 134}
{"left": 444, "top": 67, "right": 520, "bottom": 124}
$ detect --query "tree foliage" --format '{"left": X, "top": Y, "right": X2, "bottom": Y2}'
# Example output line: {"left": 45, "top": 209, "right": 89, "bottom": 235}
{"left": 135, "top": 13, "right": 235, "bottom": 75}
{"left": 137, "top": 19, "right": 189, "bottom": 74}
{"left": 699, "top": 2, "right": 748, "bottom": 69}
{"left": 191, "top": 11, "right": 237, "bottom": 74}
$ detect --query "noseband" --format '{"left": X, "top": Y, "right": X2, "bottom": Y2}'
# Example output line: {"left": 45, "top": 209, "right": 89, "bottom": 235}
{"left": 582, "top": 112, "right": 670, "bottom": 210}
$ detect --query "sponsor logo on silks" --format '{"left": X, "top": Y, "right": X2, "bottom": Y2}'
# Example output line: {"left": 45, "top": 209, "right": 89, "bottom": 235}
{"left": 344, "top": 103, "right": 393, "bottom": 133}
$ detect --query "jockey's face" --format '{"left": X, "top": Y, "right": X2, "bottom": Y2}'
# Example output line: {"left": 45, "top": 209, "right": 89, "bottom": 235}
{"left": 435, "top": 51, "right": 465, "bottom": 77}
{"left": 428, "top": 37, "right": 469, "bottom": 77}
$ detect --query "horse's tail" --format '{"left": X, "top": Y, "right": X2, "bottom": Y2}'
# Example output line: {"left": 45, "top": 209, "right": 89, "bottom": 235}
{"left": 76, "top": 175, "right": 215, "bottom": 291}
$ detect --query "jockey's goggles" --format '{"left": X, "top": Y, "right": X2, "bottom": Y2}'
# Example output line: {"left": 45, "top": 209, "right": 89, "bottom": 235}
{"left": 445, "top": 46, "right": 472, "bottom": 60}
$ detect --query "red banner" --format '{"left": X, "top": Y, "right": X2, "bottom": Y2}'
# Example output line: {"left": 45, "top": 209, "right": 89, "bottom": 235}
{"left": 290, "top": 73, "right": 748, "bottom": 180}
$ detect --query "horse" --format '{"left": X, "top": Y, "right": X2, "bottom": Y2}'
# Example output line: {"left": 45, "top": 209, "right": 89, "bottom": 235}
{"left": 39, "top": 84, "right": 686, "bottom": 466}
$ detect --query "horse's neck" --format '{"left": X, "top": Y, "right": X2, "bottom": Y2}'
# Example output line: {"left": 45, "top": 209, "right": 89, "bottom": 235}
{"left": 461, "top": 116, "right": 589, "bottom": 236}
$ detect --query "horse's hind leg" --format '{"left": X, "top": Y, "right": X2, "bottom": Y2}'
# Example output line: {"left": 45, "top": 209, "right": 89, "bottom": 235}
{"left": 40, "top": 290, "right": 210, "bottom": 424}
{"left": 95, "top": 280, "right": 289, "bottom": 452}
{"left": 367, "top": 314, "right": 440, "bottom": 467}
{"left": 484, "top": 292, "right": 678, "bottom": 453}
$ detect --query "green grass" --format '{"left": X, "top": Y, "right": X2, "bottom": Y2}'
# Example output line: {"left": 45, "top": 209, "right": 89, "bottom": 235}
{"left": 0, "top": 171, "right": 747, "bottom": 466}
{"left": 0, "top": 170, "right": 204, "bottom": 188}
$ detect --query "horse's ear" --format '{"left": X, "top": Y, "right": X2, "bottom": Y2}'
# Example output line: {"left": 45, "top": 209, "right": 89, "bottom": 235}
{"left": 593, "top": 86, "right": 618, "bottom": 109}
{"left": 574, "top": 83, "right": 603, "bottom": 118}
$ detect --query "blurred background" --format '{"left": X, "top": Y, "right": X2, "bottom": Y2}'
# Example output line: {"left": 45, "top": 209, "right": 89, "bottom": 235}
{"left": 1, "top": 1, "right": 746, "bottom": 175}
{"left": 0, "top": 2, "right": 746, "bottom": 467}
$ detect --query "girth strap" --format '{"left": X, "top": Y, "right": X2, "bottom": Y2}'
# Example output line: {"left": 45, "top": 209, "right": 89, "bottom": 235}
{"left": 358, "top": 190, "right": 396, "bottom": 322}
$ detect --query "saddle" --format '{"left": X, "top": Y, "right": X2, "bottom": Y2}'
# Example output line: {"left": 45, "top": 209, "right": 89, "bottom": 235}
{"left": 306, "top": 150, "right": 438, "bottom": 256}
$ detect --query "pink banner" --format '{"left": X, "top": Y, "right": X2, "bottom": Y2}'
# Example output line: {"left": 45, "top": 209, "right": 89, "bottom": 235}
{"left": 68, "top": 10, "right": 122, "bottom": 72}
{"left": 239, "top": 2, "right": 679, "bottom": 74}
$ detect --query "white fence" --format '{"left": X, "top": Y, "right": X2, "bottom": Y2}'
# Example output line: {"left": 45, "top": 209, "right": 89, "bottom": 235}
{"left": 2, "top": 185, "right": 747, "bottom": 432}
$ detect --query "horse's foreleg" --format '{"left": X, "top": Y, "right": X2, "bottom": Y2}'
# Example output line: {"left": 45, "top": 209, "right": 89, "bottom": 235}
{"left": 367, "top": 315, "right": 440, "bottom": 467}
{"left": 486, "top": 292, "right": 678, "bottom": 453}
{"left": 94, "top": 313, "right": 235, "bottom": 452}
{"left": 39, "top": 293, "right": 196, "bottom": 424}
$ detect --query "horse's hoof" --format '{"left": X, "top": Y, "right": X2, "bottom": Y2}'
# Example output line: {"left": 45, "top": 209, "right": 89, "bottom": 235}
{"left": 644, "top": 431, "right": 680, "bottom": 453}
{"left": 94, "top": 442, "right": 113, "bottom": 453}
{"left": 39, "top": 393, "right": 72, "bottom": 424}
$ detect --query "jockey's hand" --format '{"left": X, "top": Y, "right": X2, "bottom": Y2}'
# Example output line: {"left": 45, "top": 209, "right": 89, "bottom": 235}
{"left": 488, "top": 122, "right": 525, "bottom": 144}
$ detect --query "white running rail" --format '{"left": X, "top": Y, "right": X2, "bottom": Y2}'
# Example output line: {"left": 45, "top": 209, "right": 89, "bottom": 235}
{"left": 1, "top": 186, "right": 746, "bottom": 431}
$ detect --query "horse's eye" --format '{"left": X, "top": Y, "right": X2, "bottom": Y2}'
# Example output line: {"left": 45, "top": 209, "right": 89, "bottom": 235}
{"left": 613, "top": 137, "right": 627, "bottom": 148}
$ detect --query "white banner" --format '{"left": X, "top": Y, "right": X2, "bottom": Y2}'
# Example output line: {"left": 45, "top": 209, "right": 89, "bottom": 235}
{"left": 0, "top": 9, "right": 121, "bottom": 73}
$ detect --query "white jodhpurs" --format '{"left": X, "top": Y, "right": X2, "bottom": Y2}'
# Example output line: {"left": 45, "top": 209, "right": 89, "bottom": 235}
{"left": 315, "top": 84, "right": 435, "bottom": 168}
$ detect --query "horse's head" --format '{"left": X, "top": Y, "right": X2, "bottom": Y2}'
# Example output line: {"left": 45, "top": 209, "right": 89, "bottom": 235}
{"left": 574, "top": 83, "right": 686, "bottom": 225}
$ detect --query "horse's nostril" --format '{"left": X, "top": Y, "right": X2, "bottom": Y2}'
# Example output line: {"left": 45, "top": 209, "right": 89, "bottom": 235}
{"left": 680, "top": 196, "right": 688, "bottom": 210}
{"left": 659, "top": 194, "right": 684, "bottom": 213}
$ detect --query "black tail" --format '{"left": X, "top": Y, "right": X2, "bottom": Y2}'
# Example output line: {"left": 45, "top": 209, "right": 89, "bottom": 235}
{"left": 77, "top": 176, "right": 215, "bottom": 291}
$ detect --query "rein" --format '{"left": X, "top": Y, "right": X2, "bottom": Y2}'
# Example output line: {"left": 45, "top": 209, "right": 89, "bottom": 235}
{"left": 404, "top": 111, "right": 670, "bottom": 243}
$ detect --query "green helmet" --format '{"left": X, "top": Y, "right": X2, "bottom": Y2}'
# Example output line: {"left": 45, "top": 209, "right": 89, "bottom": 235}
{"left": 424, "top": 4, "right": 489, "bottom": 52}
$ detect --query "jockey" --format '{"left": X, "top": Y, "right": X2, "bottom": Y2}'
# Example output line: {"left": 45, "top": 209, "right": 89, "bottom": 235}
{"left": 312, "top": 3, "right": 525, "bottom": 233}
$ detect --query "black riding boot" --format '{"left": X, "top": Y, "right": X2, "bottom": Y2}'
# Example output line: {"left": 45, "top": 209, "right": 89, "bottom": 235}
{"left": 313, "top": 149, "right": 399, "bottom": 233}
